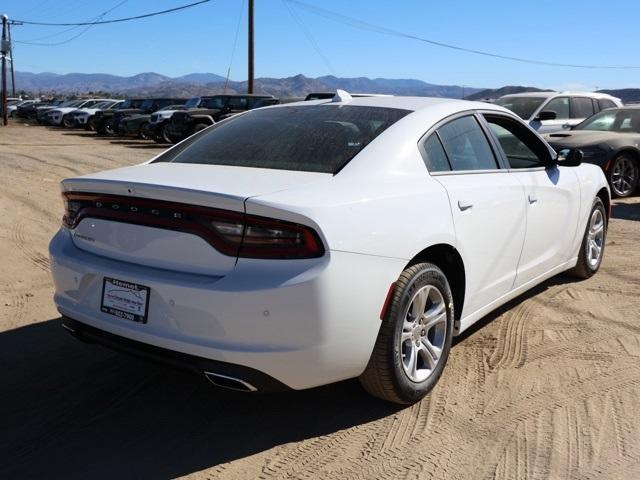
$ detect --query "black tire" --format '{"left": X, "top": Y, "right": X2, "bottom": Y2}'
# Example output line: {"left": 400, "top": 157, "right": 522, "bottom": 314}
{"left": 156, "top": 124, "right": 175, "bottom": 144}
{"left": 193, "top": 123, "right": 209, "bottom": 133}
{"left": 568, "top": 197, "right": 607, "bottom": 279}
{"left": 139, "top": 122, "right": 152, "bottom": 140}
{"left": 359, "top": 262, "right": 454, "bottom": 404}
{"left": 104, "top": 119, "right": 116, "bottom": 136}
{"left": 608, "top": 154, "right": 638, "bottom": 198}
{"left": 62, "top": 115, "right": 74, "bottom": 128}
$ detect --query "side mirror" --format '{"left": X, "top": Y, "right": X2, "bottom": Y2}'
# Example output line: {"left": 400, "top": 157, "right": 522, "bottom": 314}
{"left": 536, "top": 110, "right": 557, "bottom": 121}
{"left": 555, "top": 148, "right": 583, "bottom": 167}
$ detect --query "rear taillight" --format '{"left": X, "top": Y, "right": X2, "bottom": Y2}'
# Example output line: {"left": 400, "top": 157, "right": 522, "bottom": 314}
{"left": 62, "top": 192, "right": 324, "bottom": 259}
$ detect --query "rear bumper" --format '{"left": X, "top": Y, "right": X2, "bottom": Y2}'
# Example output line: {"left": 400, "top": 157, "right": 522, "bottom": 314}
{"left": 61, "top": 316, "right": 290, "bottom": 392}
{"left": 49, "top": 228, "right": 404, "bottom": 390}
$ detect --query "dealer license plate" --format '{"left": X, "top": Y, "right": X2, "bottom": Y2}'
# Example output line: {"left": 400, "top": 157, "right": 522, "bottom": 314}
{"left": 101, "top": 277, "right": 150, "bottom": 323}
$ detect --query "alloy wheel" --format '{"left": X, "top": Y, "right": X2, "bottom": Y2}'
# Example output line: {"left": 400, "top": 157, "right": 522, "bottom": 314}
{"left": 611, "top": 156, "right": 637, "bottom": 197}
{"left": 587, "top": 208, "right": 605, "bottom": 268}
{"left": 400, "top": 285, "right": 447, "bottom": 383}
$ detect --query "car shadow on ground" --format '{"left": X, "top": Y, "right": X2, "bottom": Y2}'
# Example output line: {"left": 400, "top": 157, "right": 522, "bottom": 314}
{"left": 0, "top": 318, "right": 401, "bottom": 479}
{"left": 0, "top": 274, "right": 580, "bottom": 479}
{"left": 612, "top": 199, "right": 640, "bottom": 221}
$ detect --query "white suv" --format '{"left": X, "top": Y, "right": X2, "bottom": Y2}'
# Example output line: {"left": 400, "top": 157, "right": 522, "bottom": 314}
{"left": 495, "top": 91, "right": 622, "bottom": 134}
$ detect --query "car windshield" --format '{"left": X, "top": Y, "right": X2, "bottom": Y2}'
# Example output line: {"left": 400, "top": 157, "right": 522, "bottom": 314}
{"left": 495, "top": 97, "right": 547, "bottom": 120}
{"left": 92, "top": 101, "right": 111, "bottom": 109}
{"left": 58, "top": 100, "right": 78, "bottom": 107}
{"left": 185, "top": 97, "right": 201, "bottom": 108}
{"left": 155, "top": 105, "right": 410, "bottom": 173}
{"left": 575, "top": 109, "right": 640, "bottom": 133}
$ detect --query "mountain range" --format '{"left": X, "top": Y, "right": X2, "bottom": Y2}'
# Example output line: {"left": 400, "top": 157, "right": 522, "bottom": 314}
{"left": 12, "top": 71, "right": 484, "bottom": 99}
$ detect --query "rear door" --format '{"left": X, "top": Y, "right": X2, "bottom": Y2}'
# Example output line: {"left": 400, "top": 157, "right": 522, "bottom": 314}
{"left": 482, "top": 113, "right": 581, "bottom": 287}
{"left": 423, "top": 114, "right": 527, "bottom": 318}
{"left": 569, "top": 97, "right": 597, "bottom": 128}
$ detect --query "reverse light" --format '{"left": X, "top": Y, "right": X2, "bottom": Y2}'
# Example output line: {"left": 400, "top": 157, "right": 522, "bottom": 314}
{"left": 62, "top": 192, "right": 324, "bottom": 259}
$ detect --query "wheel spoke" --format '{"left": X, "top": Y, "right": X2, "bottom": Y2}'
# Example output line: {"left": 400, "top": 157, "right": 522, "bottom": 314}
{"left": 422, "top": 339, "right": 441, "bottom": 367}
{"left": 417, "top": 343, "right": 436, "bottom": 370}
{"left": 406, "top": 343, "right": 418, "bottom": 378}
{"left": 411, "top": 286, "right": 429, "bottom": 318}
{"left": 423, "top": 303, "right": 446, "bottom": 330}
{"left": 401, "top": 330, "right": 413, "bottom": 343}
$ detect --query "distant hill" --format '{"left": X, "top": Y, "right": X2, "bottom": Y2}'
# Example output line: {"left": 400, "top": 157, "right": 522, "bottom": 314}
{"left": 14, "top": 71, "right": 484, "bottom": 99}
{"left": 465, "top": 86, "right": 554, "bottom": 101}
{"left": 597, "top": 89, "right": 640, "bottom": 104}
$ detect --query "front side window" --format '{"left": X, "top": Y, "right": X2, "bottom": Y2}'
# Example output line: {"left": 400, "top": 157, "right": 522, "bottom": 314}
{"left": 155, "top": 105, "right": 410, "bottom": 173}
{"left": 484, "top": 115, "right": 551, "bottom": 169}
{"left": 201, "top": 97, "right": 226, "bottom": 109}
{"left": 543, "top": 97, "right": 570, "bottom": 119}
{"left": 436, "top": 116, "right": 498, "bottom": 171}
{"left": 571, "top": 97, "right": 595, "bottom": 119}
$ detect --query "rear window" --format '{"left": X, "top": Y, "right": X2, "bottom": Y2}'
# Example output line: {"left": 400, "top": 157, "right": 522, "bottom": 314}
{"left": 494, "top": 97, "right": 546, "bottom": 120}
{"left": 156, "top": 105, "right": 410, "bottom": 173}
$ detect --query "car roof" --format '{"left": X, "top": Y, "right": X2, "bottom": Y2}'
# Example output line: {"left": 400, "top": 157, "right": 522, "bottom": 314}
{"left": 500, "top": 91, "right": 618, "bottom": 100}
{"left": 285, "top": 95, "right": 506, "bottom": 114}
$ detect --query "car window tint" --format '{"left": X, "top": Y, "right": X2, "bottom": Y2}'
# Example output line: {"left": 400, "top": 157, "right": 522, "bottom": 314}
{"left": 543, "top": 97, "right": 570, "bottom": 119}
{"left": 484, "top": 115, "right": 550, "bottom": 169}
{"left": 598, "top": 99, "right": 617, "bottom": 110}
{"left": 437, "top": 116, "right": 497, "bottom": 171}
{"left": 157, "top": 105, "right": 410, "bottom": 173}
{"left": 423, "top": 134, "right": 451, "bottom": 172}
{"left": 571, "top": 97, "right": 595, "bottom": 119}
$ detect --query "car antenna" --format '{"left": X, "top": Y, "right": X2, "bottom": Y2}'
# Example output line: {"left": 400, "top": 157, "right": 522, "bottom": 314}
{"left": 332, "top": 89, "right": 352, "bottom": 103}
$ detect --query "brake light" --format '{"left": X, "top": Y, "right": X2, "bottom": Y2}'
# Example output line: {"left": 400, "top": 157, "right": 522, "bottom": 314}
{"left": 62, "top": 192, "right": 324, "bottom": 259}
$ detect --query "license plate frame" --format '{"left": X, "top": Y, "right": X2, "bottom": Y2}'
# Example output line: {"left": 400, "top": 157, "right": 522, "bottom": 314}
{"left": 100, "top": 277, "right": 150, "bottom": 324}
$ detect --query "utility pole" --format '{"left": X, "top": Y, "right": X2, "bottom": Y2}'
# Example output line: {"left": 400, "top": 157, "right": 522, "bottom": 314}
{"left": 8, "top": 21, "right": 15, "bottom": 97}
{"left": 247, "top": 0, "right": 254, "bottom": 94}
{"left": 1, "top": 15, "right": 9, "bottom": 126}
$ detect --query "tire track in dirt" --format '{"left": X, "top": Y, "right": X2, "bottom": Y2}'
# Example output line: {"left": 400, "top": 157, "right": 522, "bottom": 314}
{"left": 11, "top": 219, "right": 51, "bottom": 272}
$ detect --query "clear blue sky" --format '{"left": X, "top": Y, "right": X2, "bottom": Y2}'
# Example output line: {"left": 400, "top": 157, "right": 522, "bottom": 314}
{"left": 5, "top": 0, "right": 640, "bottom": 89}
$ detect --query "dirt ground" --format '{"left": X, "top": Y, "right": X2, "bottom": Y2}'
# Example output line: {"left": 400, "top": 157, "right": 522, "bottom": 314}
{"left": 1, "top": 122, "right": 639, "bottom": 480}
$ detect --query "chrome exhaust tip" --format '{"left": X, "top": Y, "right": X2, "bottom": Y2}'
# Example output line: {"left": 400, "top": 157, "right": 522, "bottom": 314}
{"left": 61, "top": 322, "right": 77, "bottom": 335}
{"left": 204, "top": 371, "right": 258, "bottom": 392}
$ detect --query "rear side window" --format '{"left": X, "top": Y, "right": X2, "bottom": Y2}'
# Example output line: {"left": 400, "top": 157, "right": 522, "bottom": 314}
{"left": 571, "top": 97, "right": 595, "bottom": 119}
{"left": 598, "top": 99, "right": 617, "bottom": 110}
{"left": 436, "top": 116, "right": 498, "bottom": 171}
{"left": 543, "top": 97, "right": 570, "bottom": 119}
{"left": 156, "top": 105, "right": 410, "bottom": 173}
{"left": 423, "top": 134, "right": 450, "bottom": 172}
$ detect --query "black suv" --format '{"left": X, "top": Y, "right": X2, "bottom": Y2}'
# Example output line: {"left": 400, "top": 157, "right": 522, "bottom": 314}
{"left": 165, "top": 94, "right": 274, "bottom": 143}
{"left": 95, "top": 98, "right": 186, "bottom": 136}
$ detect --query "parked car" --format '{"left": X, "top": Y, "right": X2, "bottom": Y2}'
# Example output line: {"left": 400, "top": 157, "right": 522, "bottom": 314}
{"left": 118, "top": 104, "right": 187, "bottom": 139}
{"left": 61, "top": 99, "right": 118, "bottom": 128}
{"left": 495, "top": 91, "right": 622, "bottom": 134}
{"left": 7, "top": 99, "right": 36, "bottom": 117}
{"left": 545, "top": 106, "right": 640, "bottom": 197}
{"left": 93, "top": 98, "right": 146, "bottom": 135}
{"left": 149, "top": 101, "right": 196, "bottom": 143}
{"left": 50, "top": 93, "right": 609, "bottom": 404}
{"left": 165, "top": 94, "right": 274, "bottom": 143}
{"left": 44, "top": 99, "right": 115, "bottom": 126}
{"left": 70, "top": 100, "right": 123, "bottom": 129}
{"left": 17, "top": 99, "right": 62, "bottom": 121}
{"left": 111, "top": 98, "right": 187, "bottom": 136}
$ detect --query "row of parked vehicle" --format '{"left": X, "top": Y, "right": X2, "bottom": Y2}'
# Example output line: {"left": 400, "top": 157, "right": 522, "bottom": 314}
{"left": 10, "top": 89, "right": 638, "bottom": 198}
{"left": 12, "top": 93, "right": 298, "bottom": 144}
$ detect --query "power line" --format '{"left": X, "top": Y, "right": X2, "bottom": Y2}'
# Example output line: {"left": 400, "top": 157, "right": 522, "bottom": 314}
{"left": 15, "top": 0, "right": 129, "bottom": 46}
{"left": 282, "top": 0, "right": 334, "bottom": 74}
{"left": 285, "top": 0, "right": 640, "bottom": 70}
{"left": 224, "top": 0, "right": 246, "bottom": 93}
{"left": 11, "top": 0, "right": 211, "bottom": 26}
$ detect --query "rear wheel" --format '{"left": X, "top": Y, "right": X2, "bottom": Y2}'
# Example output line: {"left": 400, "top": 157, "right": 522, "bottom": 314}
{"left": 568, "top": 197, "right": 607, "bottom": 279}
{"left": 359, "top": 263, "right": 454, "bottom": 404}
{"left": 62, "top": 115, "right": 75, "bottom": 128}
{"left": 139, "top": 123, "right": 153, "bottom": 140}
{"left": 157, "top": 124, "right": 176, "bottom": 144}
{"left": 609, "top": 154, "right": 638, "bottom": 198}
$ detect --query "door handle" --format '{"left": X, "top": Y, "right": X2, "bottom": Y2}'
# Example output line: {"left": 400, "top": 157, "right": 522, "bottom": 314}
{"left": 528, "top": 194, "right": 538, "bottom": 204}
{"left": 458, "top": 200, "right": 473, "bottom": 211}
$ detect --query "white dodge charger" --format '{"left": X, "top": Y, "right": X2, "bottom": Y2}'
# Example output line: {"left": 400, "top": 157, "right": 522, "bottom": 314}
{"left": 49, "top": 92, "right": 609, "bottom": 404}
